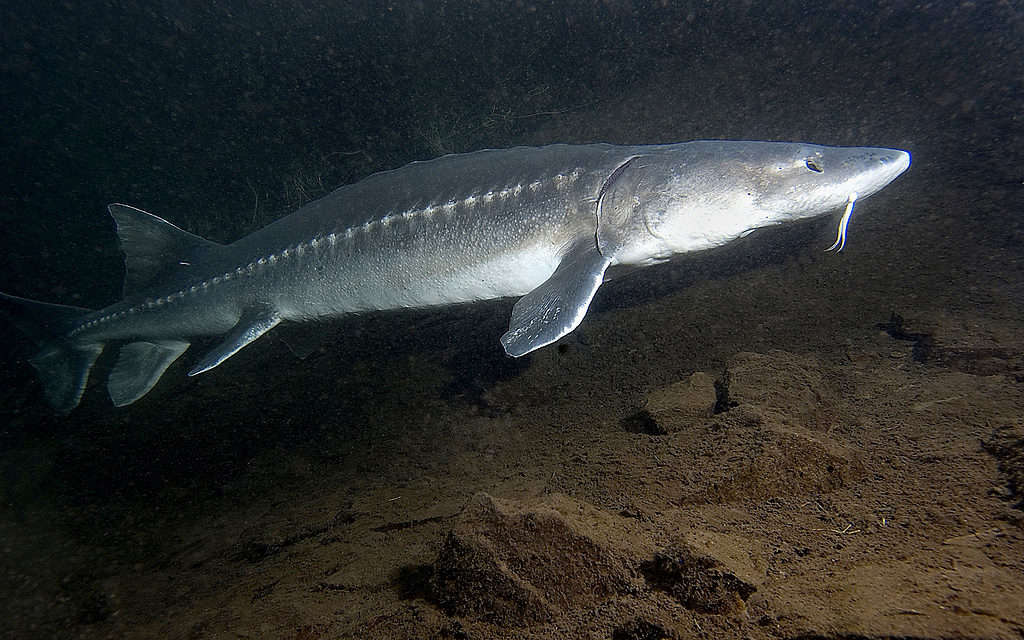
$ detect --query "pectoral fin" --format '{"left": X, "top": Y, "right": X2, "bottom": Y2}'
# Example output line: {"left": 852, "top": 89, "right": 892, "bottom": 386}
{"left": 189, "top": 306, "right": 281, "bottom": 376}
{"left": 500, "top": 241, "right": 611, "bottom": 357}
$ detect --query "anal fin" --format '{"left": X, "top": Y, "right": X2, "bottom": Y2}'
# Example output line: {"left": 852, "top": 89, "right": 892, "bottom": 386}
{"left": 189, "top": 306, "right": 281, "bottom": 376}
{"left": 109, "top": 340, "right": 190, "bottom": 407}
{"left": 500, "top": 240, "right": 611, "bottom": 357}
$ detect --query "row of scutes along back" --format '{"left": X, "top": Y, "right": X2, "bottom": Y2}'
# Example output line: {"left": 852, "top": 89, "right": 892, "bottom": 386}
{"left": 72, "top": 168, "right": 586, "bottom": 337}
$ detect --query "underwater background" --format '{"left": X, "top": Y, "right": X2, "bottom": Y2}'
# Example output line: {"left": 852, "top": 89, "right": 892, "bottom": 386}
{"left": 1, "top": 1, "right": 1022, "bottom": 638}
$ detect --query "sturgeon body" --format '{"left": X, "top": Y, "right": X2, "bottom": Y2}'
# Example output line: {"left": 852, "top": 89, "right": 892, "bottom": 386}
{"left": 1, "top": 141, "right": 910, "bottom": 411}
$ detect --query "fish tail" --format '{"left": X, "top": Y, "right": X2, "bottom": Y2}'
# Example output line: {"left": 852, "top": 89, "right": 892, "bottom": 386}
{"left": 0, "top": 292, "right": 103, "bottom": 412}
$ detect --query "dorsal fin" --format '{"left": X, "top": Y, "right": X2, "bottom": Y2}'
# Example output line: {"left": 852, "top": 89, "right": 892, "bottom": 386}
{"left": 107, "top": 203, "right": 223, "bottom": 296}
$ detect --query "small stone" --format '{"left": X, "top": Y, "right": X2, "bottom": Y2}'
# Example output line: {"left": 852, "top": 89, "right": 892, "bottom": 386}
{"left": 640, "top": 544, "right": 756, "bottom": 615}
{"left": 624, "top": 372, "right": 717, "bottom": 434}
{"left": 428, "top": 493, "right": 634, "bottom": 626}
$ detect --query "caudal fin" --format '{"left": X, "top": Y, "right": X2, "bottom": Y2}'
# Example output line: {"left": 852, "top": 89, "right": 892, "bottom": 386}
{"left": 0, "top": 292, "right": 104, "bottom": 413}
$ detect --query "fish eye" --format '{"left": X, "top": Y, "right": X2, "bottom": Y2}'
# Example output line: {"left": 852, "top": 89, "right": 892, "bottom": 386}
{"left": 805, "top": 158, "right": 823, "bottom": 173}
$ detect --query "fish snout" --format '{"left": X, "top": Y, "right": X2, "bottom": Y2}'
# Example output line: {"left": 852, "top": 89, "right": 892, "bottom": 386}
{"left": 880, "top": 149, "right": 911, "bottom": 174}
{"left": 850, "top": 147, "right": 911, "bottom": 198}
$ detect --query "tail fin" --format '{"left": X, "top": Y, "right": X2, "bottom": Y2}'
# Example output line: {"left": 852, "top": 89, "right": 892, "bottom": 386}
{"left": 0, "top": 292, "right": 104, "bottom": 413}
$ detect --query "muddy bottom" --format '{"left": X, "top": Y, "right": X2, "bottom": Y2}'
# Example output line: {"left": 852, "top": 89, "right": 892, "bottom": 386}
{"left": 2, "top": 185, "right": 1023, "bottom": 640}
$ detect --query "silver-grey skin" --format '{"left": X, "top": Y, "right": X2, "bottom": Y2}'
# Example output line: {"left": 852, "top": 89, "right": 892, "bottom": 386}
{"left": 2, "top": 141, "right": 910, "bottom": 411}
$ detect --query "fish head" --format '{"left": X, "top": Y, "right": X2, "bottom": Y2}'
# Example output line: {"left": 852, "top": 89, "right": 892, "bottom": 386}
{"left": 738, "top": 142, "right": 911, "bottom": 219}
{"left": 604, "top": 141, "right": 910, "bottom": 263}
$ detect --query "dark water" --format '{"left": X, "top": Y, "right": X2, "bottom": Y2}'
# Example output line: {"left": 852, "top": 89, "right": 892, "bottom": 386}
{"left": 1, "top": 2, "right": 1022, "bottom": 638}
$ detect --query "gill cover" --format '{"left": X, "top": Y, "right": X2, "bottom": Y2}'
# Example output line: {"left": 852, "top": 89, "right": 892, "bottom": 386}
{"left": 595, "top": 154, "right": 678, "bottom": 267}
{"left": 596, "top": 155, "right": 645, "bottom": 258}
